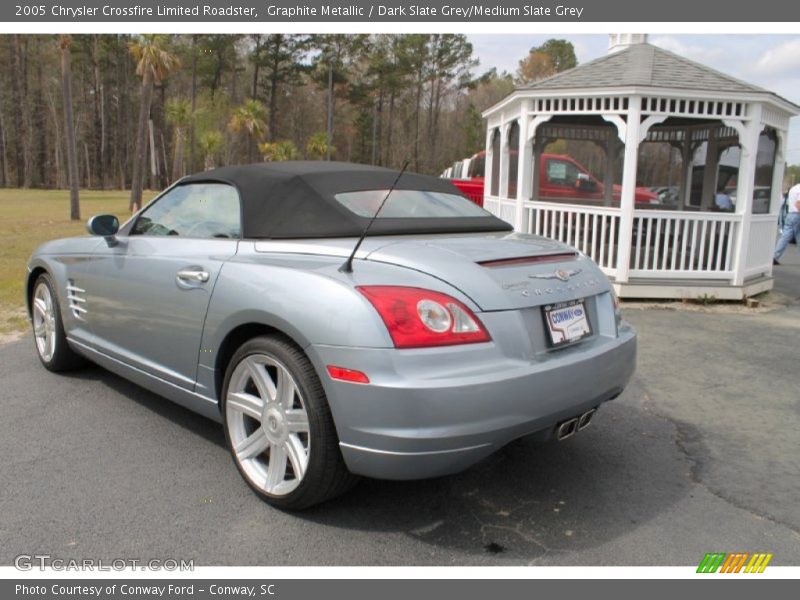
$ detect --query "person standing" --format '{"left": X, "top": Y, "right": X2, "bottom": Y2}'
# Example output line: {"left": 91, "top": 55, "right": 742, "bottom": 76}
{"left": 715, "top": 186, "right": 734, "bottom": 211}
{"left": 774, "top": 182, "right": 800, "bottom": 265}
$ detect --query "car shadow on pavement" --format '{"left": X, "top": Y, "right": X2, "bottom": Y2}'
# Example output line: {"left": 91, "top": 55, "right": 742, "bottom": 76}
{"left": 58, "top": 363, "right": 227, "bottom": 448}
{"left": 298, "top": 379, "right": 692, "bottom": 562}
{"left": 56, "top": 361, "right": 691, "bottom": 563}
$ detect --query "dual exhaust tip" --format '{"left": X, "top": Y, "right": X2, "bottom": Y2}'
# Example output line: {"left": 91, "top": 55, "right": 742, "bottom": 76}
{"left": 556, "top": 409, "right": 596, "bottom": 441}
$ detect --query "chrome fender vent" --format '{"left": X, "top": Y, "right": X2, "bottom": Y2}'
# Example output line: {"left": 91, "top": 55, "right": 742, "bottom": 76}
{"left": 66, "top": 279, "right": 87, "bottom": 320}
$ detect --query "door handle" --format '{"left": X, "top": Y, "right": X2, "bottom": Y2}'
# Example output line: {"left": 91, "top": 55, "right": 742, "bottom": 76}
{"left": 176, "top": 269, "right": 210, "bottom": 283}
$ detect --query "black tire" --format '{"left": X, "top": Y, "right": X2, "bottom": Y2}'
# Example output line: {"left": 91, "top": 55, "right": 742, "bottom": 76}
{"left": 31, "top": 273, "right": 85, "bottom": 372}
{"left": 221, "top": 334, "right": 358, "bottom": 509}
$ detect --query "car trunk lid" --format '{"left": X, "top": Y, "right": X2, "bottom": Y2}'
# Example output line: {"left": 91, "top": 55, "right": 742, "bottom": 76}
{"left": 365, "top": 232, "right": 609, "bottom": 311}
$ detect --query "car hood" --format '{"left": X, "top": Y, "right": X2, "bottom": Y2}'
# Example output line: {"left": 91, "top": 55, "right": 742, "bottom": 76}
{"left": 365, "top": 232, "right": 609, "bottom": 311}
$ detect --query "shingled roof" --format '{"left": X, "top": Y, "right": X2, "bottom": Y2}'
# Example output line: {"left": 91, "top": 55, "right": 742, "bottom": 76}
{"left": 518, "top": 43, "right": 770, "bottom": 96}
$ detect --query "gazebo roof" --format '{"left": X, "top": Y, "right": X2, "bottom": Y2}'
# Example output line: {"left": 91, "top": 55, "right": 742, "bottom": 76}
{"left": 519, "top": 42, "right": 772, "bottom": 97}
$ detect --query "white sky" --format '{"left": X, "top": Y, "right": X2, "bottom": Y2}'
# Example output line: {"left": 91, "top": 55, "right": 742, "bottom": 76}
{"left": 468, "top": 34, "right": 800, "bottom": 165}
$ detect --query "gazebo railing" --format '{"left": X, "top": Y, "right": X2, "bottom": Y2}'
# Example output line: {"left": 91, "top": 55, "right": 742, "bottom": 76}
{"left": 483, "top": 197, "right": 516, "bottom": 226}
{"left": 630, "top": 210, "right": 740, "bottom": 279}
{"left": 524, "top": 201, "right": 621, "bottom": 274}
{"left": 484, "top": 199, "right": 757, "bottom": 282}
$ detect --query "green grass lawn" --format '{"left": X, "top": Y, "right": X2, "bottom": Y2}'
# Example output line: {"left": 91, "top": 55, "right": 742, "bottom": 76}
{"left": 0, "top": 189, "right": 156, "bottom": 335}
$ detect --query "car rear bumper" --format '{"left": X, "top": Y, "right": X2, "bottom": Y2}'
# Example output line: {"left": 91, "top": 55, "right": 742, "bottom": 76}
{"left": 308, "top": 322, "right": 636, "bottom": 480}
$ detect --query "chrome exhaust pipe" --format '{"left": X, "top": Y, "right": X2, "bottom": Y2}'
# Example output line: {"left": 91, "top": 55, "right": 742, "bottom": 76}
{"left": 556, "top": 417, "right": 578, "bottom": 441}
{"left": 577, "top": 409, "right": 596, "bottom": 431}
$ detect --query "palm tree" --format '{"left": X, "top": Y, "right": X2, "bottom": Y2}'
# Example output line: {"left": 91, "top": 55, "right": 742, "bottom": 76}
{"left": 229, "top": 99, "right": 267, "bottom": 163}
{"left": 59, "top": 35, "right": 80, "bottom": 220}
{"left": 129, "top": 35, "right": 180, "bottom": 211}
{"left": 259, "top": 140, "right": 299, "bottom": 162}
{"left": 306, "top": 132, "right": 334, "bottom": 160}
{"left": 165, "top": 98, "right": 192, "bottom": 183}
{"left": 199, "top": 131, "right": 223, "bottom": 171}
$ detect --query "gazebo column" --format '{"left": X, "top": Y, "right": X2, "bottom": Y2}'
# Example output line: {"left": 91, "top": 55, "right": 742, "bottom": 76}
{"left": 603, "top": 135, "right": 617, "bottom": 207}
{"left": 700, "top": 128, "right": 720, "bottom": 211}
{"left": 532, "top": 138, "right": 544, "bottom": 201}
{"left": 770, "top": 129, "right": 787, "bottom": 214}
{"left": 498, "top": 120, "right": 509, "bottom": 200}
{"left": 483, "top": 127, "right": 495, "bottom": 201}
{"left": 677, "top": 131, "right": 692, "bottom": 211}
{"left": 726, "top": 108, "right": 760, "bottom": 286}
{"left": 614, "top": 96, "right": 643, "bottom": 284}
{"left": 514, "top": 101, "right": 532, "bottom": 232}
{"left": 529, "top": 115, "right": 552, "bottom": 204}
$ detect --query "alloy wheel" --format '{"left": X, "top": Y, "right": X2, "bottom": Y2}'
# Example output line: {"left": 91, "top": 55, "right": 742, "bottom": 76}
{"left": 225, "top": 354, "right": 311, "bottom": 496}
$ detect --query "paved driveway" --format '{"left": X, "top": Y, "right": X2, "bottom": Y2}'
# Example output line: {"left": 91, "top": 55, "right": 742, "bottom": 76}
{"left": 2, "top": 254, "right": 798, "bottom": 566}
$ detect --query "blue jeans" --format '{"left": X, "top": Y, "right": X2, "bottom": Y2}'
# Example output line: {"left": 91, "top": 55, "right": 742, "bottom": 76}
{"left": 775, "top": 212, "right": 800, "bottom": 260}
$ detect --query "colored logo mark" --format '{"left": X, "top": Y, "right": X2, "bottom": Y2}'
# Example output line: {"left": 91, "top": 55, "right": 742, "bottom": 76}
{"left": 696, "top": 552, "right": 773, "bottom": 573}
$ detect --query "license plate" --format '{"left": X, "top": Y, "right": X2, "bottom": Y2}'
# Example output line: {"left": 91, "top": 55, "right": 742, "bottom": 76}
{"left": 544, "top": 300, "right": 592, "bottom": 347}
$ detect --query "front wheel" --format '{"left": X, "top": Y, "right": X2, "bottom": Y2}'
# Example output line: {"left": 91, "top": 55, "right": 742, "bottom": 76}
{"left": 221, "top": 335, "right": 358, "bottom": 509}
{"left": 31, "top": 273, "right": 85, "bottom": 372}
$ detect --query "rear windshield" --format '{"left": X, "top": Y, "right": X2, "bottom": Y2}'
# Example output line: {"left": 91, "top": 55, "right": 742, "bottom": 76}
{"left": 334, "top": 190, "right": 489, "bottom": 219}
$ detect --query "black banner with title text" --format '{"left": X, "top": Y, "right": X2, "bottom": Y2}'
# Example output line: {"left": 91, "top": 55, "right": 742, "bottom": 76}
{"left": 3, "top": 0, "right": 800, "bottom": 23}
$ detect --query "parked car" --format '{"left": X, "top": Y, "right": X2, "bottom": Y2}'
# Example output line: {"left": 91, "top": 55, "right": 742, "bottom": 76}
{"left": 26, "top": 161, "right": 636, "bottom": 509}
{"left": 446, "top": 151, "right": 659, "bottom": 207}
{"left": 649, "top": 186, "right": 679, "bottom": 206}
{"left": 729, "top": 185, "right": 772, "bottom": 214}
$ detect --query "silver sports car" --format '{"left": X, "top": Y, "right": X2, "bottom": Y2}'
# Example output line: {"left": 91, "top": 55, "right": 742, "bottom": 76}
{"left": 26, "top": 161, "right": 636, "bottom": 509}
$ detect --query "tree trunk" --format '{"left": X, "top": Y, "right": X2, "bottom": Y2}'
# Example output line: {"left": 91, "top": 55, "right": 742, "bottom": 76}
{"left": 0, "top": 104, "right": 9, "bottom": 187}
{"left": 60, "top": 36, "right": 80, "bottom": 220}
{"left": 268, "top": 37, "right": 280, "bottom": 142}
{"left": 374, "top": 88, "right": 383, "bottom": 166}
{"left": 46, "top": 88, "right": 64, "bottom": 188}
{"left": 160, "top": 131, "right": 169, "bottom": 185}
{"left": 9, "top": 35, "right": 28, "bottom": 187}
{"left": 413, "top": 75, "right": 423, "bottom": 172}
{"left": 171, "top": 130, "right": 184, "bottom": 182}
{"left": 252, "top": 34, "right": 262, "bottom": 100}
{"left": 385, "top": 91, "right": 395, "bottom": 167}
{"left": 326, "top": 62, "right": 333, "bottom": 161}
{"left": 428, "top": 78, "right": 443, "bottom": 173}
{"left": 35, "top": 43, "right": 48, "bottom": 187}
{"left": 84, "top": 143, "right": 91, "bottom": 189}
{"left": 92, "top": 35, "right": 106, "bottom": 189}
{"left": 130, "top": 69, "right": 154, "bottom": 212}
{"left": 188, "top": 35, "right": 198, "bottom": 174}
{"left": 148, "top": 118, "right": 158, "bottom": 190}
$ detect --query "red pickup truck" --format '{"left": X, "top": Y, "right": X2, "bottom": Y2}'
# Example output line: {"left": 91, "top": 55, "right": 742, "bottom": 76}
{"left": 445, "top": 151, "right": 659, "bottom": 207}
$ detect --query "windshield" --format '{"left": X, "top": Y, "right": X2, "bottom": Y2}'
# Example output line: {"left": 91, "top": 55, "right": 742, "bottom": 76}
{"left": 334, "top": 190, "right": 490, "bottom": 219}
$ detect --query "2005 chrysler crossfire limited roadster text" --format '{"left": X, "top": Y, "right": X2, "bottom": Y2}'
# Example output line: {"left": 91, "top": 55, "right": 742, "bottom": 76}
{"left": 26, "top": 161, "right": 636, "bottom": 508}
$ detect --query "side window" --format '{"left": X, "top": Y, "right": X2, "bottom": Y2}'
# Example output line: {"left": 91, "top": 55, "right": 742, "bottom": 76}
{"left": 546, "top": 159, "right": 579, "bottom": 186}
{"left": 132, "top": 183, "right": 241, "bottom": 239}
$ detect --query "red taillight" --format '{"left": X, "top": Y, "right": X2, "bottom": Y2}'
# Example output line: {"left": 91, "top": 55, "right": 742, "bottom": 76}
{"left": 327, "top": 365, "right": 370, "bottom": 384}
{"left": 357, "top": 286, "right": 491, "bottom": 349}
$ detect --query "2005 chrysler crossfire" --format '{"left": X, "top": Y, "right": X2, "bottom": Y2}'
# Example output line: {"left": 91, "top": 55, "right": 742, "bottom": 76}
{"left": 26, "top": 161, "right": 636, "bottom": 508}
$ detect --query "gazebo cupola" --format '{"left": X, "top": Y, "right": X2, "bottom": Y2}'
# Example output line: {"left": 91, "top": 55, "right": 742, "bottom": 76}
{"left": 482, "top": 35, "right": 799, "bottom": 299}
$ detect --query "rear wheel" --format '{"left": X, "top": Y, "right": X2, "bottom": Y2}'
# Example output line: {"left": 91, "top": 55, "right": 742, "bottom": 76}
{"left": 31, "top": 273, "right": 84, "bottom": 372}
{"left": 221, "top": 335, "right": 358, "bottom": 509}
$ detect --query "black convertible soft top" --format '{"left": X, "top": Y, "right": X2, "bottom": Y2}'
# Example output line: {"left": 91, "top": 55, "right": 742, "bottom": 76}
{"left": 179, "top": 161, "right": 512, "bottom": 239}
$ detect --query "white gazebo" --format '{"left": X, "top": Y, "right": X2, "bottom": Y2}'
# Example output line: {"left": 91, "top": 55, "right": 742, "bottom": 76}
{"left": 482, "top": 35, "right": 800, "bottom": 299}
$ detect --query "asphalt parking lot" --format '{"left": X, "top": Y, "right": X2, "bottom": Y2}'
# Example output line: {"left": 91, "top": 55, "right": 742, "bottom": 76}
{"left": 2, "top": 253, "right": 799, "bottom": 566}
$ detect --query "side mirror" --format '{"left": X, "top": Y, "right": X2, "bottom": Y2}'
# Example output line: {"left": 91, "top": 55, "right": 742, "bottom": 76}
{"left": 575, "top": 175, "right": 597, "bottom": 192}
{"left": 86, "top": 214, "right": 120, "bottom": 245}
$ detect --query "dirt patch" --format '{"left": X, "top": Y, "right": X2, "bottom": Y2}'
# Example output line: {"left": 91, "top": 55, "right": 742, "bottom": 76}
{"left": 0, "top": 330, "right": 26, "bottom": 346}
{"left": 622, "top": 290, "right": 792, "bottom": 315}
